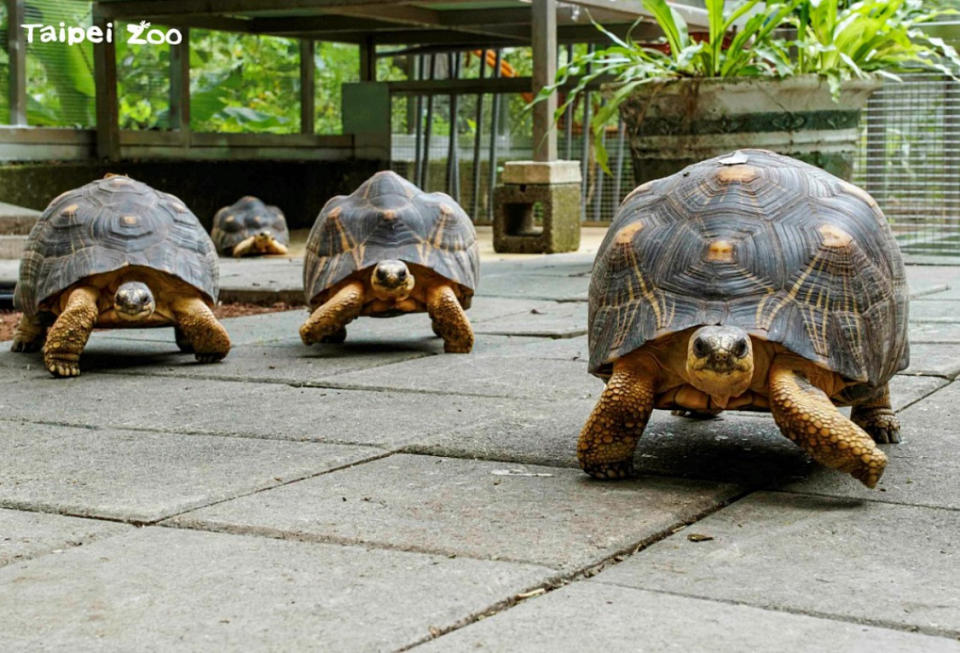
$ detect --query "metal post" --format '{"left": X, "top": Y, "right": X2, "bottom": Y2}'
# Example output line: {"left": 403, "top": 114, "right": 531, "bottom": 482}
{"left": 169, "top": 27, "right": 190, "bottom": 148}
{"left": 93, "top": 8, "right": 120, "bottom": 160}
{"left": 580, "top": 45, "right": 594, "bottom": 220}
{"left": 487, "top": 49, "right": 502, "bottom": 222}
{"left": 421, "top": 54, "right": 437, "bottom": 189}
{"left": 531, "top": 0, "right": 558, "bottom": 162}
{"left": 7, "top": 0, "right": 26, "bottom": 125}
{"left": 613, "top": 118, "right": 626, "bottom": 207}
{"left": 593, "top": 127, "right": 605, "bottom": 220}
{"left": 471, "top": 50, "right": 487, "bottom": 220}
{"left": 413, "top": 55, "right": 424, "bottom": 187}
{"left": 359, "top": 36, "right": 375, "bottom": 82}
{"left": 564, "top": 44, "right": 573, "bottom": 160}
{"left": 299, "top": 39, "right": 315, "bottom": 135}
{"left": 446, "top": 52, "right": 459, "bottom": 199}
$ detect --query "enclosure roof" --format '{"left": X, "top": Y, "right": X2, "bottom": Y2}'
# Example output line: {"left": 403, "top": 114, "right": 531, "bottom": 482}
{"left": 94, "top": 0, "right": 709, "bottom": 47}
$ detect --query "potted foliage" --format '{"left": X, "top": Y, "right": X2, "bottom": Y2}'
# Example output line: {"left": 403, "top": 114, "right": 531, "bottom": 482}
{"left": 539, "top": 0, "right": 960, "bottom": 183}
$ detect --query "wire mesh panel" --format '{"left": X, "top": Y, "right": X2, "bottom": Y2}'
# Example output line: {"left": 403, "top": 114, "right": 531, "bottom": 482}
{"left": 0, "top": 2, "right": 9, "bottom": 124}
{"left": 116, "top": 21, "right": 172, "bottom": 130}
{"left": 852, "top": 73, "right": 960, "bottom": 257}
{"left": 23, "top": 0, "right": 95, "bottom": 127}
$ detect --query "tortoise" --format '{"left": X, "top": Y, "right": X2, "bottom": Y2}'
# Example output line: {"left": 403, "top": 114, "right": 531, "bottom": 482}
{"left": 300, "top": 170, "right": 479, "bottom": 353}
{"left": 11, "top": 174, "right": 231, "bottom": 377}
{"left": 579, "top": 149, "right": 908, "bottom": 488}
{"left": 211, "top": 195, "right": 290, "bottom": 257}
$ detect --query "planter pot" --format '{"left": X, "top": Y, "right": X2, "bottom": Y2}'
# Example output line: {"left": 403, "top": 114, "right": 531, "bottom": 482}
{"left": 618, "top": 75, "right": 879, "bottom": 184}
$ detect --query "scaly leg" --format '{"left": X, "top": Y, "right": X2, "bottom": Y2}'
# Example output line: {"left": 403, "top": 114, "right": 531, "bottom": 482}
{"left": 11, "top": 312, "right": 46, "bottom": 353}
{"left": 426, "top": 284, "right": 473, "bottom": 353}
{"left": 300, "top": 281, "right": 365, "bottom": 345}
{"left": 42, "top": 286, "right": 99, "bottom": 377}
{"left": 577, "top": 352, "right": 658, "bottom": 480}
{"left": 171, "top": 296, "right": 231, "bottom": 363}
{"left": 769, "top": 356, "right": 887, "bottom": 488}
{"left": 174, "top": 326, "right": 193, "bottom": 353}
{"left": 264, "top": 239, "right": 288, "bottom": 256}
{"left": 851, "top": 384, "right": 900, "bottom": 444}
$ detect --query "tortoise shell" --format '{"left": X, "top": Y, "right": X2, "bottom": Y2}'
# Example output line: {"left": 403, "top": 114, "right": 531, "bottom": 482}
{"left": 303, "top": 170, "right": 479, "bottom": 307}
{"left": 210, "top": 195, "right": 289, "bottom": 255}
{"left": 589, "top": 149, "right": 909, "bottom": 388}
{"left": 14, "top": 175, "right": 218, "bottom": 315}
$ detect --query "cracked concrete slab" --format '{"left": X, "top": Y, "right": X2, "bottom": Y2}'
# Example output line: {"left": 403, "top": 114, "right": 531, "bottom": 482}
{"left": 0, "top": 527, "right": 554, "bottom": 651}
{"left": 592, "top": 492, "right": 960, "bottom": 638}
{"left": 902, "top": 343, "right": 960, "bottom": 378}
{"left": 420, "top": 581, "right": 960, "bottom": 652}
{"left": 169, "top": 453, "right": 742, "bottom": 572}
{"left": 909, "top": 300, "right": 960, "bottom": 322}
{"left": 0, "top": 421, "right": 377, "bottom": 523}
{"left": 0, "top": 509, "right": 130, "bottom": 568}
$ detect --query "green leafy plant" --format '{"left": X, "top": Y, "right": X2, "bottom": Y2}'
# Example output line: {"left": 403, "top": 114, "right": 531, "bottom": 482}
{"left": 534, "top": 0, "right": 960, "bottom": 170}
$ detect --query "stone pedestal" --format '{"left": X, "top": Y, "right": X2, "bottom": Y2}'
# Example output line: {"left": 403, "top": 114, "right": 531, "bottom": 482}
{"left": 493, "top": 161, "right": 581, "bottom": 254}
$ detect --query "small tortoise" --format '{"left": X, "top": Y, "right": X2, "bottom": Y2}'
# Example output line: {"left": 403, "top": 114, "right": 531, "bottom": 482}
{"left": 300, "top": 170, "right": 479, "bottom": 352}
{"left": 580, "top": 150, "right": 908, "bottom": 488}
{"left": 211, "top": 195, "right": 289, "bottom": 257}
{"left": 12, "top": 174, "right": 231, "bottom": 377}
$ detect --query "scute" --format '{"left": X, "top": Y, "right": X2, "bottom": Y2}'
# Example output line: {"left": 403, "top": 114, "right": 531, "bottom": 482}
{"left": 589, "top": 149, "right": 909, "bottom": 388}
{"left": 303, "top": 170, "right": 480, "bottom": 305}
{"left": 15, "top": 175, "right": 218, "bottom": 314}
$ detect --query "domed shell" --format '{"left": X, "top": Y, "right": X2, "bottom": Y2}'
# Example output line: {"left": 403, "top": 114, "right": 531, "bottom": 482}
{"left": 589, "top": 149, "right": 909, "bottom": 387}
{"left": 15, "top": 175, "right": 218, "bottom": 314}
{"left": 303, "top": 170, "right": 479, "bottom": 306}
{"left": 210, "top": 195, "right": 289, "bottom": 255}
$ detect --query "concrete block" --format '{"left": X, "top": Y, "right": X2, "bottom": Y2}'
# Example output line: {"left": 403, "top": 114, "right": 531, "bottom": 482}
{"left": 0, "top": 422, "right": 377, "bottom": 523}
{"left": 494, "top": 182, "right": 581, "bottom": 254}
{"left": 0, "top": 235, "right": 26, "bottom": 259}
{"left": 420, "top": 582, "right": 960, "bottom": 652}
{"left": 501, "top": 160, "right": 582, "bottom": 184}
{"left": 0, "top": 528, "right": 553, "bottom": 651}
{"left": 170, "top": 453, "right": 742, "bottom": 571}
{"left": 903, "top": 343, "right": 960, "bottom": 378}
{"left": 0, "top": 508, "right": 129, "bottom": 568}
{"left": 593, "top": 493, "right": 960, "bottom": 637}
{"left": 0, "top": 201, "right": 41, "bottom": 235}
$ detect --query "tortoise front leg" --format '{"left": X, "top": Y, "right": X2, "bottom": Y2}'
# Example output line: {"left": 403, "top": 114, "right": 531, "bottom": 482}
{"left": 769, "top": 356, "right": 887, "bottom": 488}
{"left": 11, "top": 312, "right": 47, "bottom": 353}
{"left": 851, "top": 384, "right": 900, "bottom": 444}
{"left": 43, "top": 286, "right": 99, "bottom": 377}
{"left": 426, "top": 284, "right": 473, "bottom": 353}
{"left": 171, "top": 296, "right": 231, "bottom": 363}
{"left": 577, "top": 352, "right": 658, "bottom": 480}
{"left": 300, "top": 281, "right": 365, "bottom": 345}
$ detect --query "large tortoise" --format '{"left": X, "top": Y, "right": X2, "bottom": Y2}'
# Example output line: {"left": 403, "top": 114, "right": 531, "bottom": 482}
{"left": 12, "top": 174, "right": 231, "bottom": 376}
{"left": 211, "top": 195, "right": 289, "bottom": 257}
{"left": 579, "top": 150, "right": 908, "bottom": 488}
{"left": 300, "top": 170, "right": 479, "bottom": 353}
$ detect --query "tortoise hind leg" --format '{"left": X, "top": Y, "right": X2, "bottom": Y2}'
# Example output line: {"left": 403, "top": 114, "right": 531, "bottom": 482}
{"left": 171, "top": 296, "right": 230, "bottom": 363}
{"left": 851, "top": 384, "right": 900, "bottom": 444}
{"left": 174, "top": 326, "right": 193, "bottom": 353}
{"left": 42, "top": 286, "right": 99, "bottom": 377}
{"left": 426, "top": 284, "right": 473, "bottom": 353}
{"left": 11, "top": 312, "right": 47, "bottom": 353}
{"left": 300, "top": 281, "right": 365, "bottom": 345}
{"left": 769, "top": 356, "right": 887, "bottom": 488}
{"left": 578, "top": 352, "right": 658, "bottom": 480}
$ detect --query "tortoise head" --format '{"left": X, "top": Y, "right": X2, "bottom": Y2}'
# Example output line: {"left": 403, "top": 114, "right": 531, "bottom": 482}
{"left": 114, "top": 281, "right": 155, "bottom": 322}
{"left": 371, "top": 259, "right": 414, "bottom": 300}
{"left": 685, "top": 325, "right": 754, "bottom": 407}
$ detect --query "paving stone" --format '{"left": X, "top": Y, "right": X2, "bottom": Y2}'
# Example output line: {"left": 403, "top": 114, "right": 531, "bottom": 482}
{"left": 592, "top": 493, "right": 960, "bottom": 638}
{"left": 902, "top": 343, "right": 960, "bottom": 378}
{"left": 909, "top": 300, "right": 960, "bottom": 322}
{"left": 0, "top": 509, "right": 129, "bottom": 568}
{"left": 420, "top": 581, "right": 960, "bottom": 653}
{"left": 473, "top": 301, "right": 586, "bottom": 338}
{"left": 782, "top": 380, "right": 958, "bottom": 509}
{"left": 909, "top": 320, "right": 960, "bottom": 343}
{"left": 0, "top": 374, "right": 527, "bottom": 449}
{"left": 169, "top": 453, "right": 741, "bottom": 572}
{"left": 477, "top": 272, "right": 589, "bottom": 302}
{"left": 889, "top": 374, "right": 949, "bottom": 410}
{"left": 0, "top": 527, "right": 554, "bottom": 651}
{"left": 333, "top": 354, "right": 599, "bottom": 400}
{"left": 0, "top": 421, "right": 377, "bottom": 523}
{"left": 905, "top": 265, "right": 960, "bottom": 291}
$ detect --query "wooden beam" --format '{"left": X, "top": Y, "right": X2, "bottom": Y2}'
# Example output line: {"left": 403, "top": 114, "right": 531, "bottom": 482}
{"left": 169, "top": 27, "right": 190, "bottom": 143}
{"left": 93, "top": 9, "right": 120, "bottom": 160}
{"left": 7, "top": 0, "right": 26, "bottom": 125}
{"left": 300, "top": 39, "right": 315, "bottom": 134}
{"left": 532, "top": 0, "right": 557, "bottom": 162}
{"left": 359, "top": 36, "right": 376, "bottom": 82}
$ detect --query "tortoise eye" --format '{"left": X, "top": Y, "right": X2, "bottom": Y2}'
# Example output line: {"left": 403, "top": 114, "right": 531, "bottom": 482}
{"left": 692, "top": 337, "right": 709, "bottom": 358}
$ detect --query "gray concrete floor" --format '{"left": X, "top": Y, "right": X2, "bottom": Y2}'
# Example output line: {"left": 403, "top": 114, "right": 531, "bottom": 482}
{"left": 1, "top": 248, "right": 960, "bottom": 651}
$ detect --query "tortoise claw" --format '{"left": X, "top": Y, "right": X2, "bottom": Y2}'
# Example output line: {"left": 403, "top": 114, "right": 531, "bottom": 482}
{"left": 852, "top": 407, "right": 901, "bottom": 444}
{"left": 320, "top": 327, "right": 347, "bottom": 344}
{"left": 45, "top": 354, "right": 80, "bottom": 377}
{"left": 195, "top": 352, "right": 226, "bottom": 364}
{"left": 581, "top": 460, "right": 637, "bottom": 481}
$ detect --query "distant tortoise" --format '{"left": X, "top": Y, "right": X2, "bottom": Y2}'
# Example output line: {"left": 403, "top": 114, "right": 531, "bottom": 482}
{"left": 580, "top": 150, "right": 908, "bottom": 488}
{"left": 12, "top": 174, "right": 231, "bottom": 377}
{"left": 211, "top": 195, "right": 289, "bottom": 257}
{"left": 301, "top": 170, "right": 479, "bottom": 352}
